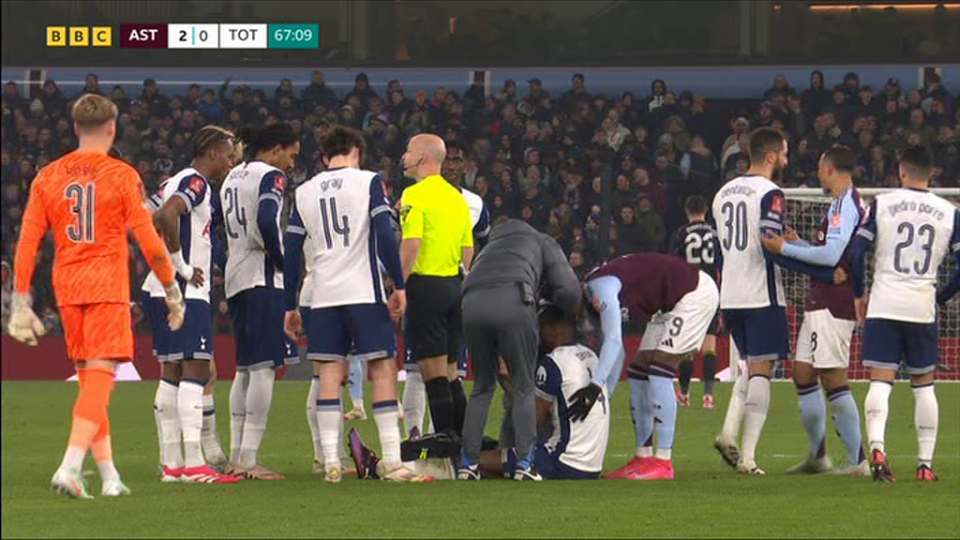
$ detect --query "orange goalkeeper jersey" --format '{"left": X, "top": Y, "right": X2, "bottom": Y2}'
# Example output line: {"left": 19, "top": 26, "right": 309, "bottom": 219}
{"left": 13, "top": 150, "right": 175, "bottom": 306}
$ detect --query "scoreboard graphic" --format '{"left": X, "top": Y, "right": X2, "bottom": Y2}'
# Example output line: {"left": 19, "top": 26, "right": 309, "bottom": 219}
{"left": 46, "top": 23, "right": 319, "bottom": 50}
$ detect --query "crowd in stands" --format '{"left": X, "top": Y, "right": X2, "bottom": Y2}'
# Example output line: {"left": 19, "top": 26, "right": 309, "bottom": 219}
{"left": 2, "top": 69, "right": 958, "bottom": 333}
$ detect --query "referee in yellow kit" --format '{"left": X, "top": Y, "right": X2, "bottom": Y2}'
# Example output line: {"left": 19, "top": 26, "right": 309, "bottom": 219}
{"left": 399, "top": 133, "right": 474, "bottom": 440}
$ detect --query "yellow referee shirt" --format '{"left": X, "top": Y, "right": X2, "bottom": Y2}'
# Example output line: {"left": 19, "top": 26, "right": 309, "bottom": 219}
{"left": 400, "top": 174, "right": 473, "bottom": 277}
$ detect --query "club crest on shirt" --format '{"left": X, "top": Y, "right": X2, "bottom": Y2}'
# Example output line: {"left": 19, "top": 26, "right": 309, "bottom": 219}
{"left": 535, "top": 365, "right": 548, "bottom": 386}
{"left": 831, "top": 212, "right": 842, "bottom": 226}
{"left": 274, "top": 174, "right": 286, "bottom": 191}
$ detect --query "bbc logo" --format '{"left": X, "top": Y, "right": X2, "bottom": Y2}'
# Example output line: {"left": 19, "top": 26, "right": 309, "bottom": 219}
{"left": 47, "top": 26, "right": 112, "bottom": 47}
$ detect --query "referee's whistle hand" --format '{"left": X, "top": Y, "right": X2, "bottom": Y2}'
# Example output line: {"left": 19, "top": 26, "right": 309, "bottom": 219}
{"left": 284, "top": 310, "right": 303, "bottom": 342}
{"left": 389, "top": 290, "right": 407, "bottom": 322}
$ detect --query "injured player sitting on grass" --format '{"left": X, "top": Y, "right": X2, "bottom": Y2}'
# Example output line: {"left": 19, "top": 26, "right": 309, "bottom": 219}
{"left": 350, "top": 304, "right": 610, "bottom": 480}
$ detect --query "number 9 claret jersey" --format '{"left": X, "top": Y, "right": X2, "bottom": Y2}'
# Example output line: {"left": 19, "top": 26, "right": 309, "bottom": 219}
{"left": 220, "top": 161, "right": 286, "bottom": 299}
{"left": 711, "top": 174, "right": 786, "bottom": 310}
{"left": 862, "top": 189, "right": 959, "bottom": 323}
{"left": 672, "top": 221, "right": 719, "bottom": 279}
{"left": 290, "top": 166, "right": 390, "bottom": 308}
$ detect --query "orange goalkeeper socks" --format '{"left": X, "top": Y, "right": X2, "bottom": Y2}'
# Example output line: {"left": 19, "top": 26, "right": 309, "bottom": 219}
{"left": 62, "top": 367, "right": 115, "bottom": 470}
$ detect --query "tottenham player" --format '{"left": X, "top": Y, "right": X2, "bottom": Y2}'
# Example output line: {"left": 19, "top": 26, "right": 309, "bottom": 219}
{"left": 402, "top": 140, "right": 490, "bottom": 438}
{"left": 581, "top": 253, "right": 719, "bottom": 480}
{"left": 711, "top": 128, "right": 841, "bottom": 475}
{"left": 851, "top": 146, "right": 960, "bottom": 482}
{"left": 217, "top": 124, "right": 301, "bottom": 480}
{"left": 298, "top": 214, "right": 357, "bottom": 476}
{"left": 144, "top": 126, "right": 238, "bottom": 484}
{"left": 283, "top": 126, "right": 431, "bottom": 483}
{"left": 669, "top": 195, "right": 720, "bottom": 408}
{"left": 474, "top": 304, "right": 609, "bottom": 479}
{"left": 761, "top": 146, "right": 870, "bottom": 476}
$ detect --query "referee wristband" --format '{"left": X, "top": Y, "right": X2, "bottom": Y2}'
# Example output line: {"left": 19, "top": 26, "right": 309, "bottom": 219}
{"left": 170, "top": 250, "right": 194, "bottom": 281}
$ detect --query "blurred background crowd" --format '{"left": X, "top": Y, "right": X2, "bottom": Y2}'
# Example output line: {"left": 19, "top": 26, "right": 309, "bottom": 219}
{"left": 2, "top": 69, "right": 958, "bottom": 333}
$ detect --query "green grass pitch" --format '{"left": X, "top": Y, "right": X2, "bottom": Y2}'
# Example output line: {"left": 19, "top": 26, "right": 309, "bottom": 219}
{"left": 2, "top": 380, "right": 958, "bottom": 538}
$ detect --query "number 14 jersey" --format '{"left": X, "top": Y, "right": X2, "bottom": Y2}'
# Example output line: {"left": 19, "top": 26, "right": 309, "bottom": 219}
{"left": 712, "top": 174, "right": 786, "bottom": 310}
{"left": 290, "top": 166, "right": 392, "bottom": 308}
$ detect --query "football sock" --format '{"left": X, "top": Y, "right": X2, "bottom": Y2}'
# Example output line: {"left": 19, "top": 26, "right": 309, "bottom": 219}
{"left": 178, "top": 379, "right": 205, "bottom": 468}
{"left": 628, "top": 368, "right": 653, "bottom": 457}
{"left": 424, "top": 376, "right": 454, "bottom": 434}
{"left": 201, "top": 393, "right": 227, "bottom": 463}
{"left": 372, "top": 400, "right": 402, "bottom": 464}
{"left": 649, "top": 364, "right": 678, "bottom": 455}
{"left": 239, "top": 368, "right": 275, "bottom": 469}
{"left": 828, "top": 385, "right": 864, "bottom": 465}
{"left": 348, "top": 357, "right": 366, "bottom": 411}
{"left": 678, "top": 360, "right": 693, "bottom": 395}
{"left": 741, "top": 374, "right": 770, "bottom": 464}
{"left": 911, "top": 383, "right": 938, "bottom": 468}
{"left": 306, "top": 376, "right": 322, "bottom": 462}
{"left": 63, "top": 367, "right": 114, "bottom": 471}
{"left": 864, "top": 380, "right": 892, "bottom": 454}
{"left": 229, "top": 370, "right": 249, "bottom": 463}
{"left": 317, "top": 398, "right": 342, "bottom": 468}
{"left": 703, "top": 352, "right": 717, "bottom": 396}
{"left": 721, "top": 365, "right": 748, "bottom": 440}
{"left": 797, "top": 382, "right": 826, "bottom": 459}
{"left": 402, "top": 370, "right": 427, "bottom": 437}
{"left": 450, "top": 378, "right": 467, "bottom": 437}
{"left": 155, "top": 378, "right": 182, "bottom": 469}
{"left": 91, "top": 417, "right": 118, "bottom": 481}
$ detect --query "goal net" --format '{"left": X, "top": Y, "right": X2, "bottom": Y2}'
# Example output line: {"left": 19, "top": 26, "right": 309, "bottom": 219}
{"left": 772, "top": 187, "right": 960, "bottom": 381}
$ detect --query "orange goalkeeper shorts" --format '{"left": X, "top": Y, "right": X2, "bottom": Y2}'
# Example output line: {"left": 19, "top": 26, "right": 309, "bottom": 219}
{"left": 59, "top": 303, "right": 133, "bottom": 362}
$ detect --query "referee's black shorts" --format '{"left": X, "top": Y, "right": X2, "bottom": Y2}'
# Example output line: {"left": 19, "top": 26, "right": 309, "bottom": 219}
{"left": 405, "top": 274, "right": 462, "bottom": 362}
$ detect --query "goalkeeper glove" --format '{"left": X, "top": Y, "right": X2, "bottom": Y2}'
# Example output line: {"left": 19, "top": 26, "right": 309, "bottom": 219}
{"left": 164, "top": 283, "right": 185, "bottom": 331}
{"left": 7, "top": 293, "right": 46, "bottom": 346}
{"left": 567, "top": 383, "right": 602, "bottom": 423}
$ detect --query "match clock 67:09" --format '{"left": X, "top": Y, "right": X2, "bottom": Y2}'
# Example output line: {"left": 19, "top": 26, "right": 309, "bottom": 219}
{"left": 268, "top": 23, "right": 319, "bottom": 49}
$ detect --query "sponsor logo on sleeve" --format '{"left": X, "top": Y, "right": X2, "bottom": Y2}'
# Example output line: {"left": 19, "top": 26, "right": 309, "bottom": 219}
{"left": 770, "top": 193, "right": 784, "bottom": 214}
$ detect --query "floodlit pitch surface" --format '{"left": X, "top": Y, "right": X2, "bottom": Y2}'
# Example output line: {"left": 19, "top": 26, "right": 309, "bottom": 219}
{"left": 2, "top": 381, "right": 957, "bottom": 538}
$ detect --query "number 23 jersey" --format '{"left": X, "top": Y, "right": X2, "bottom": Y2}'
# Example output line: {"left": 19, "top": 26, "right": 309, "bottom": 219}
{"left": 290, "top": 166, "right": 391, "bottom": 308}
{"left": 862, "top": 188, "right": 959, "bottom": 323}
{"left": 671, "top": 221, "right": 719, "bottom": 278}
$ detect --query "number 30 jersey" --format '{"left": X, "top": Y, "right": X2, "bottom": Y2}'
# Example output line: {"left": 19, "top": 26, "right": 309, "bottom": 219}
{"left": 859, "top": 189, "right": 959, "bottom": 324}
{"left": 670, "top": 220, "right": 719, "bottom": 279}
{"left": 711, "top": 174, "right": 786, "bottom": 310}
{"left": 289, "top": 166, "right": 391, "bottom": 308}
{"left": 219, "top": 161, "right": 287, "bottom": 299}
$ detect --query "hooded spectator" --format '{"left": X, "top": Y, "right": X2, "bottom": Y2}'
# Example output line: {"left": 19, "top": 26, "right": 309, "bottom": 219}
{"left": 647, "top": 78, "right": 668, "bottom": 112}
{"left": 346, "top": 73, "right": 378, "bottom": 108}
{"left": 800, "top": 70, "right": 831, "bottom": 122}
{"left": 40, "top": 80, "right": 67, "bottom": 118}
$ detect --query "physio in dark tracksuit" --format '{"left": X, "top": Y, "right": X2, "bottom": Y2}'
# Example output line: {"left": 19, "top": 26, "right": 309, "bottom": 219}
{"left": 459, "top": 219, "right": 581, "bottom": 478}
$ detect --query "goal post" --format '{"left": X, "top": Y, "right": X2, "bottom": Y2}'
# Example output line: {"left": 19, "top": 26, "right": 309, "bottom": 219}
{"left": 726, "top": 188, "right": 959, "bottom": 382}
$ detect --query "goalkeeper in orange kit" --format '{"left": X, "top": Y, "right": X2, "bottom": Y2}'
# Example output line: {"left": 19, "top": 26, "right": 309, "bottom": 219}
{"left": 8, "top": 94, "right": 185, "bottom": 499}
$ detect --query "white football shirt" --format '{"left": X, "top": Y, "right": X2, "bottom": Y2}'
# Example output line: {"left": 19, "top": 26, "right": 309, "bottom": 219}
{"left": 861, "top": 188, "right": 959, "bottom": 323}
{"left": 535, "top": 344, "right": 610, "bottom": 474}
{"left": 712, "top": 174, "right": 786, "bottom": 309}
{"left": 220, "top": 161, "right": 287, "bottom": 299}
{"left": 291, "top": 166, "right": 391, "bottom": 308}
{"left": 142, "top": 167, "right": 213, "bottom": 302}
